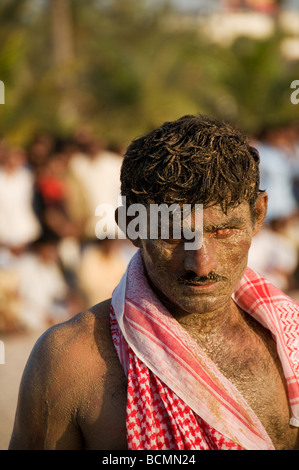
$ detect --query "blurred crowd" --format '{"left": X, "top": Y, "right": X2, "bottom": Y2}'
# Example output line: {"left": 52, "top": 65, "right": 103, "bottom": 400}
{"left": 0, "top": 127, "right": 135, "bottom": 333}
{"left": 0, "top": 121, "right": 299, "bottom": 334}
{"left": 248, "top": 121, "right": 299, "bottom": 296}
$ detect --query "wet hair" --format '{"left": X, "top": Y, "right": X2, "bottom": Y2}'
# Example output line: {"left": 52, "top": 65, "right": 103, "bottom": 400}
{"left": 120, "top": 114, "right": 262, "bottom": 214}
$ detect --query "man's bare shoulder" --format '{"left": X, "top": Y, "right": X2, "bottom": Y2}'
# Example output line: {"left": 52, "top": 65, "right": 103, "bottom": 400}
{"left": 29, "top": 298, "right": 115, "bottom": 375}
{"left": 9, "top": 298, "right": 127, "bottom": 449}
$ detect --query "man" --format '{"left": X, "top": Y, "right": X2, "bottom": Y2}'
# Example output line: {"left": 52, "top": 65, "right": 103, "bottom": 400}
{"left": 9, "top": 115, "right": 299, "bottom": 450}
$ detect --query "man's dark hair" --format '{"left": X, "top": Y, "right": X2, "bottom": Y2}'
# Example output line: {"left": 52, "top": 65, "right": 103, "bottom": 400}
{"left": 120, "top": 114, "right": 261, "bottom": 213}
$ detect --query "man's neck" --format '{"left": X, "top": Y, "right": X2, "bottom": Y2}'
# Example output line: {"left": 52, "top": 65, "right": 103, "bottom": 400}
{"left": 173, "top": 300, "right": 243, "bottom": 339}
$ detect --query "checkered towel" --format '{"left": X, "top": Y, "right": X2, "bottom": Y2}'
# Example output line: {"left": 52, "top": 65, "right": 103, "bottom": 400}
{"left": 110, "top": 250, "right": 299, "bottom": 450}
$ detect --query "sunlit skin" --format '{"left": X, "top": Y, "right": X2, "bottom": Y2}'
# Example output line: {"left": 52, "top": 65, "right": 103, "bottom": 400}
{"left": 131, "top": 194, "right": 299, "bottom": 449}
{"left": 134, "top": 195, "right": 268, "bottom": 335}
{"left": 8, "top": 192, "right": 299, "bottom": 450}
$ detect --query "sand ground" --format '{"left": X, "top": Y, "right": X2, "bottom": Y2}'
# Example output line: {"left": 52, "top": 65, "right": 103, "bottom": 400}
{"left": 0, "top": 329, "right": 43, "bottom": 450}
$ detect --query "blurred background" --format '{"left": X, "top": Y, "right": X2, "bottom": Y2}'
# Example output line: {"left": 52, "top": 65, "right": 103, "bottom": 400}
{"left": 0, "top": 0, "right": 299, "bottom": 449}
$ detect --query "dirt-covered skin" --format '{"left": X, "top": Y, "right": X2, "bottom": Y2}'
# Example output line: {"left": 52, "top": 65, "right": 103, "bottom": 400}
{"left": 137, "top": 197, "right": 298, "bottom": 450}
{"left": 9, "top": 300, "right": 127, "bottom": 450}
{"left": 9, "top": 197, "right": 299, "bottom": 450}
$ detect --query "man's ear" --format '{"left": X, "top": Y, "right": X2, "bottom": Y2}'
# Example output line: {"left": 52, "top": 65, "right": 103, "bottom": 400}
{"left": 114, "top": 207, "right": 142, "bottom": 248}
{"left": 253, "top": 192, "right": 268, "bottom": 236}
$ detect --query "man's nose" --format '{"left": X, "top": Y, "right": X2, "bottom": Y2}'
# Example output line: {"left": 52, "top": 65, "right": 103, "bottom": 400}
{"left": 184, "top": 238, "right": 218, "bottom": 278}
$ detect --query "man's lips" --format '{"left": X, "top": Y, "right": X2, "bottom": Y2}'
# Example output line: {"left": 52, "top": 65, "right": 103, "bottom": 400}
{"left": 179, "top": 281, "right": 217, "bottom": 287}
{"left": 178, "top": 281, "right": 218, "bottom": 293}
{"left": 177, "top": 271, "right": 226, "bottom": 286}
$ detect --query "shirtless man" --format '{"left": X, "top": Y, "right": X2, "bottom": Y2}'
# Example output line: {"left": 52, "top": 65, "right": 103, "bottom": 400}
{"left": 9, "top": 115, "right": 299, "bottom": 450}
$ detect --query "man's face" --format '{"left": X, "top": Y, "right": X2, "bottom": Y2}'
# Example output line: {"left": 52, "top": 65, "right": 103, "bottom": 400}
{"left": 139, "top": 201, "right": 261, "bottom": 318}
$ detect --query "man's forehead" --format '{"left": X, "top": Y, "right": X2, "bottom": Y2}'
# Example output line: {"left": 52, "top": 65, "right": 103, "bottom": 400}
{"left": 202, "top": 202, "right": 251, "bottom": 219}
{"left": 146, "top": 201, "right": 251, "bottom": 220}
{"left": 143, "top": 201, "right": 252, "bottom": 240}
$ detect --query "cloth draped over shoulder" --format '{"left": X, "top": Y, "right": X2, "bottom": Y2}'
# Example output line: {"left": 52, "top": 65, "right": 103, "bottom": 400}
{"left": 110, "top": 250, "right": 299, "bottom": 450}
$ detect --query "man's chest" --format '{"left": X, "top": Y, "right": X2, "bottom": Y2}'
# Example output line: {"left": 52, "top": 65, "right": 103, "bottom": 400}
{"left": 195, "top": 320, "right": 299, "bottom": 450}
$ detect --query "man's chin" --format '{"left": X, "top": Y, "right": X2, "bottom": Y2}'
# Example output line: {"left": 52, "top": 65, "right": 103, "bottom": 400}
{"left": 166, "top": 291, "right": 229, "bottom": 318}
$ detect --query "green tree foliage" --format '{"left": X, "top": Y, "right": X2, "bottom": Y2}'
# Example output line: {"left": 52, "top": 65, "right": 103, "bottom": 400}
{"left": 0, "top": 0, "right": 298, "bottom": 146}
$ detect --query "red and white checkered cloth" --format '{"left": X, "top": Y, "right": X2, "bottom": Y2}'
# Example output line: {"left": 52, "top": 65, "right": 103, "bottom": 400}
{"left": 110, "top": 250, "right": 299, "bottom": 450}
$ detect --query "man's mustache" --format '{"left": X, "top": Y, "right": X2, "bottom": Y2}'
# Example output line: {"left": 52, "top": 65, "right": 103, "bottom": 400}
{"left": 178, "top": 271, "right": 227, "bottom": 285}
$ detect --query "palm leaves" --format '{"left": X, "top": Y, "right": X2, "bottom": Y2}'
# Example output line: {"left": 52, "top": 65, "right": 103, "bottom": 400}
{"left": 0, "top": 0, "right": 297, "bottom": 146}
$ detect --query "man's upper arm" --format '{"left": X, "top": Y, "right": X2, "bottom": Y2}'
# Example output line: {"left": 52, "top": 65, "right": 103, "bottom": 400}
{"left": 9, "top": 324, "right": 84, "bottom": 450}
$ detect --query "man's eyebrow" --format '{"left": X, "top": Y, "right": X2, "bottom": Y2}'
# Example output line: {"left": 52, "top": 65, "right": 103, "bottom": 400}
{"left": 204, "top": 217, "right": 245, "bottom": 231}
